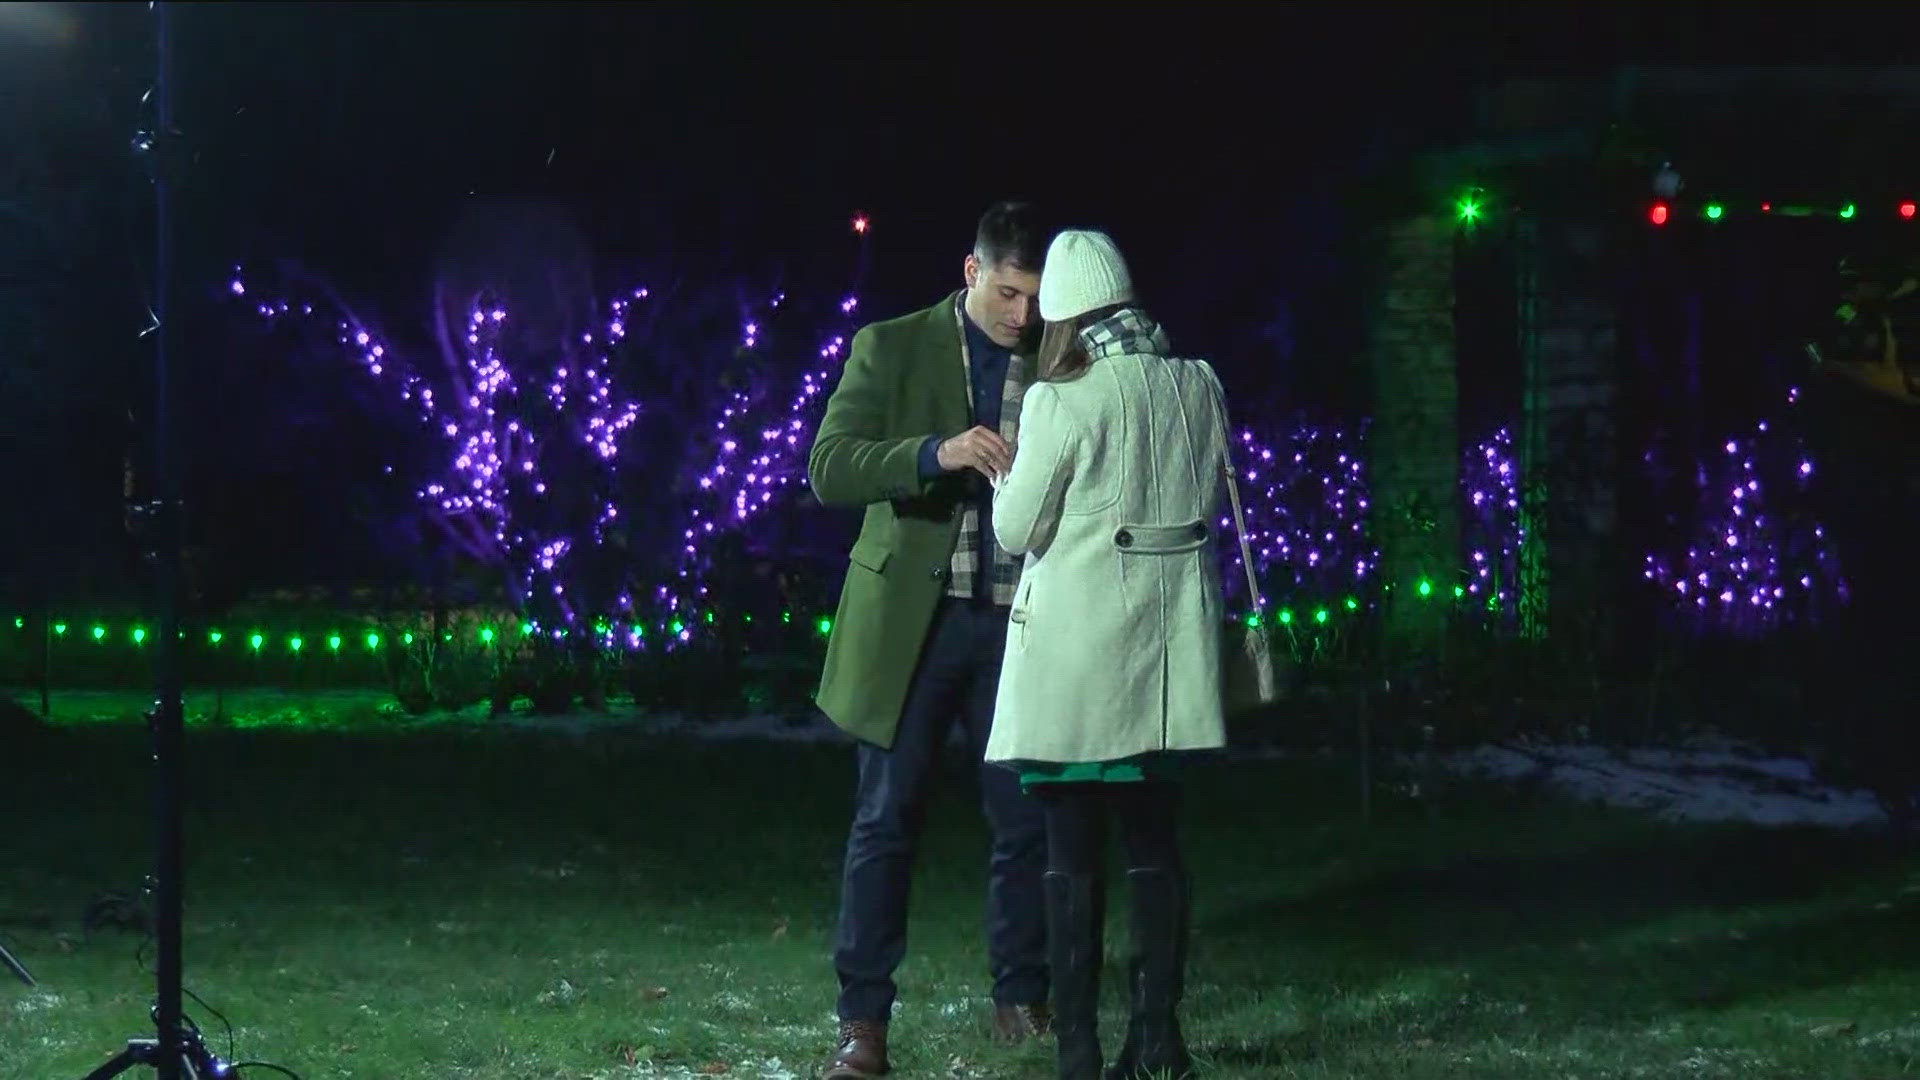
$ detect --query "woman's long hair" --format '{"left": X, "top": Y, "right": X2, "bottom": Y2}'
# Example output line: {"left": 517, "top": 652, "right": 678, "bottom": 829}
{"left": 1036, "top": 303, "right": 1125, "bottom": 382}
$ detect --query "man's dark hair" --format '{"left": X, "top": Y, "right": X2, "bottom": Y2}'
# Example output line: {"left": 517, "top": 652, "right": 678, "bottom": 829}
{"left": 974, "top": 201, "right": 1052, "bottom": 273}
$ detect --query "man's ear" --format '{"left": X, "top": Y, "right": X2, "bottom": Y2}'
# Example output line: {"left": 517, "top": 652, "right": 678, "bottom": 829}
{"left": 963, "top": 253, "right": 980, "bottom": 289}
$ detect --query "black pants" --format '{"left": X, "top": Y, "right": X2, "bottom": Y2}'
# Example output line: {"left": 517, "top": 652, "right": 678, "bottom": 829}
{"left": 832, "top": 599, "right": 1049, "bottom": 1023}
{"left": 1033, "top": 780, "right": 1184, "bottom": 875}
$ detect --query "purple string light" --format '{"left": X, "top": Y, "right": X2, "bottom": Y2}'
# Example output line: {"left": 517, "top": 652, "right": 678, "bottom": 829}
{"left": 1461, "top": 427, "right": 1525, "bottom": 620}
{"left": 661, "top": 280, "right": 867, "bottom": 646}
{"left": 1222, "top": 419, "right": 1379, "bottom": 613}
{"left": 1642, "top": 386, "right": 1844, "bottom": 634}
{"left": 230, "top": 268, "right": 643, "bottom": 632}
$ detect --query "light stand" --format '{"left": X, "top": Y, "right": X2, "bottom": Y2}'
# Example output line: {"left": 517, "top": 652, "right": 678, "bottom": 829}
{"left": 81, "top": 4, "right": 230, "bottom": 1077}
{"left": 1, "top": 939, "right": 33, "bottom": 987}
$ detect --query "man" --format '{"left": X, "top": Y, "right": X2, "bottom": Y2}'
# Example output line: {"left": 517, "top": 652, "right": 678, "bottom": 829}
{"left": 1802, "top": 253, "right": 1920, "bottom": 835}
{"left": 807, "top": 201, "right": 1054, "bottom": 1078}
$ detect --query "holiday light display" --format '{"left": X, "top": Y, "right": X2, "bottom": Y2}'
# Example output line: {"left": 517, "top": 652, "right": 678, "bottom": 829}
{"left": 659, "top": 225, "right": 870, "bottom": 645}
{"left": 233, "top": 271, "right": 643, "bottom": 632}
{"left": 1221, "top": 418, "right": 1379, "bottom": 615}
{"left": 1642, "top": 387, "right": 1844, "bottom": 633}
{"left": 232, "top": 217, "right": 869, "bottom": 649}
{"left": 1460, "top": 427, "right": 1526, "bottom": 622}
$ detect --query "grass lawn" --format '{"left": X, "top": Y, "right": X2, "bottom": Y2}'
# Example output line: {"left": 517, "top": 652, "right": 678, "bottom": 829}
{"left": 2, "top": 696, "right": 1918, "bottom": 1079}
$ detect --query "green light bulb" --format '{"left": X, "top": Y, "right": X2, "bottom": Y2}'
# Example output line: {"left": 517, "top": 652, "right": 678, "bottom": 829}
{"left": 132, "top": 627, "right": 147, "bottom": 645}
{"left": 365, "top": 632, "right": 380, "bottom": 650}
{"left": 519, "top": 621, "right": 533, "bottom": 636}
{"left": 327, "top": 634, "right": 342, "bottom": 651}
{"left": 1314, "top": 608, "right": 1329, "bottom": 624}
{"left": 1455, "top": 195, "right": 1482, "bottom": 223}
{"left": 1704, "top": 203, "right": 1724, "bottom": 220}
{"left": 249, "top": 633, "right": 264, "bottom": 651}
{"left": 1344, "top": 597, "right": 1359, "bottom": 611}
{"left": 1453, "top": 585, "right": 1466, "bottom": 599}
{"left": 1278, "top": 609, "right": 1294, "bottom": 625}
{"left": 817, "top": 617, "right": 833, "bottom": 635}
{"left": 91, "top": 625, "right": 106, "bottom": 641}
{"left": 403, "top": 632, "right": 415, "bottom": 645}
{"left": 209, "top": 630, "right": 223, "bottom": 645}
{"left": 1840, "top": 203, "right": 1857, "bottom": 219}
{"left": 12, "top": 617, "right": 21, "bottom": 630}
{"left": 1417, "top": 579, "right": 1434, "bottom": 598}
{"left": 480, "top": 627, "right": 496, "bottom": 644}
{"left": 781, "top": 611, "right": 792, "bottom": 623}
{"left": 53, "top": 623, "right": 67, "bottom": 636}
{"left": 289, "top": 636, "right": 303, "bottom": 653}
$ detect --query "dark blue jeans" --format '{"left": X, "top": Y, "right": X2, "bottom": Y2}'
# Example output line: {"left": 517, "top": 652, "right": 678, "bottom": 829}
{"left": 832, "top": 598, "right": 1049, "bottom": 1023}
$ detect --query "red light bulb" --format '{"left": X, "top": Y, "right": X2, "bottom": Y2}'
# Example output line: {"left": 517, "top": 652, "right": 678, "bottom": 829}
{"left": 1649, "top": 202, "right": 1670, "bottom": 226}
{"left": 1761, "top": 202, "right": 1772, "bottom": 213}
{"left": 1901, "top": 201, "right": 1916, "bottom": 220}
{"left": 852, "top": 214, "right": 870, "bottom": 234}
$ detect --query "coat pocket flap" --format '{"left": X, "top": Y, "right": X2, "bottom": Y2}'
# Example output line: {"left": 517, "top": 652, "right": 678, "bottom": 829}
{"left": 1112, "top": 519, "right": 1211, "bottom": 554}
{"left": 848, "top": 535, "right": 892, "bottom": 573}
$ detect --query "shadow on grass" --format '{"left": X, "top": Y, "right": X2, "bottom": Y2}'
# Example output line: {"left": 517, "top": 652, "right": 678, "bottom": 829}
{"left": 1194, "top": 806, "right": 1916, "bottom": 1064}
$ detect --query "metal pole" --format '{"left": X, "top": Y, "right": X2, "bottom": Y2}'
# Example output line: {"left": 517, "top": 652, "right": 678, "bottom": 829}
{"left": 148, "top": 3, "right": 186, "bottom": 1076}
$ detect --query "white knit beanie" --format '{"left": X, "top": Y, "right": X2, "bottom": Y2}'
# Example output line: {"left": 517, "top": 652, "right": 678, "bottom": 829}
{"left": 1038, "top": 229, "right": 1134, "bottom": 322}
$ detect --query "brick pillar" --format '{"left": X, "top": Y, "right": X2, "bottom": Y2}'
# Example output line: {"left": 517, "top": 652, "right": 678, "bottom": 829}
{"left": 1368, "top": 215, "right": 1460, "bottom": 662}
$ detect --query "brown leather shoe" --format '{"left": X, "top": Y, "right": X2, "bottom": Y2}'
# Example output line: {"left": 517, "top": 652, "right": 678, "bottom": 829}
{"left": 821, "top": 1019, "right": 889, "bottom": 1079}
{"left": 990, "top": 1001, "right": 1054, "bottom": 1046}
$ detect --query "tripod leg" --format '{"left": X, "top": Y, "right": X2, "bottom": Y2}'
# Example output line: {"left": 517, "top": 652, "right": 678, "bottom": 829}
{"left": 80, "top": 1039, "right": 160, "bottom": 1080}
{"left": 0, "top": 940, "right": 34, "bottom": 987}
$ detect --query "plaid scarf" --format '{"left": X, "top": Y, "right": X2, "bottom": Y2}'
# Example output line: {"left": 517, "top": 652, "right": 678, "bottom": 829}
{"left": 1080, "top": 306, "right": 1172, "bottom": 361}
{"left": 947, "top": 295, "right": 1031, "bottom": 604}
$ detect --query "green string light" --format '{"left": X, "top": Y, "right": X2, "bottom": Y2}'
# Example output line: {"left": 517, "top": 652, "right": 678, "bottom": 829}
{"left": 816, "top": 616, "right": 832, "bottom": 636}
{"left": 1417, "top": 579, "right": 1434, "bottom": 599}
{"left": 327, "top": 634, "right": 342, "bottom": 652}
{"left": 480, "top": 627, "right": 496, "bottom": 644}
{"left": 365, "top": 632, "right": 380, "bottom": 650}
{"left": 249, "top": 633, "right": 264, "bottom": 651}
{"left": 209, "top": 630, "right": 223, "bottom": 645}
{"left": 131, "top": 627, "right": 147, "bottom": 645}
{"left": 91, "top": 625, "right": 106, "bottom": 642}
{"left": 289, "top": 636, "right": 304, "bottom": 653}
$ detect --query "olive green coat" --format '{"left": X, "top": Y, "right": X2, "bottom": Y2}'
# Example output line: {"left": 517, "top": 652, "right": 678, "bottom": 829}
{"left": 807, "top": 291, "right": 983, "bottom": 748}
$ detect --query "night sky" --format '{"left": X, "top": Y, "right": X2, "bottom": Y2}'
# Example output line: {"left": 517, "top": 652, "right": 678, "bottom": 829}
{"left": 0, "top": 1, "right": 1882, "bottom": 596}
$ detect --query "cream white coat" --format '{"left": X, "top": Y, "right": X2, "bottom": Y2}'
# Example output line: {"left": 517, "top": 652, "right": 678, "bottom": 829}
{"left": 985, "top": 351, "right": 1230, "bottom": 767}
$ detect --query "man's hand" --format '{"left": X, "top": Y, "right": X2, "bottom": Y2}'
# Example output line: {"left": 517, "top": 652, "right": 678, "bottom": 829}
{"left": 937, "top": 425, "right": 1012, "bottom": 481}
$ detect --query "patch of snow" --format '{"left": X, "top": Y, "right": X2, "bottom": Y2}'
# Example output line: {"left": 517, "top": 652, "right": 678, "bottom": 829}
{"left": 1445, "top": 742, "right": 1888, "bottom": 829}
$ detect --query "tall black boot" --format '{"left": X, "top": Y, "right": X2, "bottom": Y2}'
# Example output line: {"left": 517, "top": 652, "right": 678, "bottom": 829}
{"left": 1108, "top": 866, "right": 1194, "bottom": 1079}
{"left": 1044, "top": 870, "right": 1105, "bottom": 1079}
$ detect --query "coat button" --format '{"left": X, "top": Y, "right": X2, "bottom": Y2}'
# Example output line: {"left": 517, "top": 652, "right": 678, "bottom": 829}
{"left": 930, "top": 566, "right": 949, "bottom": 580}
{"left": 1115, "top": 529, "right": 1134, "bottom": 548}
{"left": 1193, "top": 522, "right": 1209, "bottom": 540}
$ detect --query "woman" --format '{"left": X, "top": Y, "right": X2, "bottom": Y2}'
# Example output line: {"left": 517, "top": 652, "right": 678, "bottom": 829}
{"left": 988, "top": 229, "right": 1229, "bottom": 1080}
